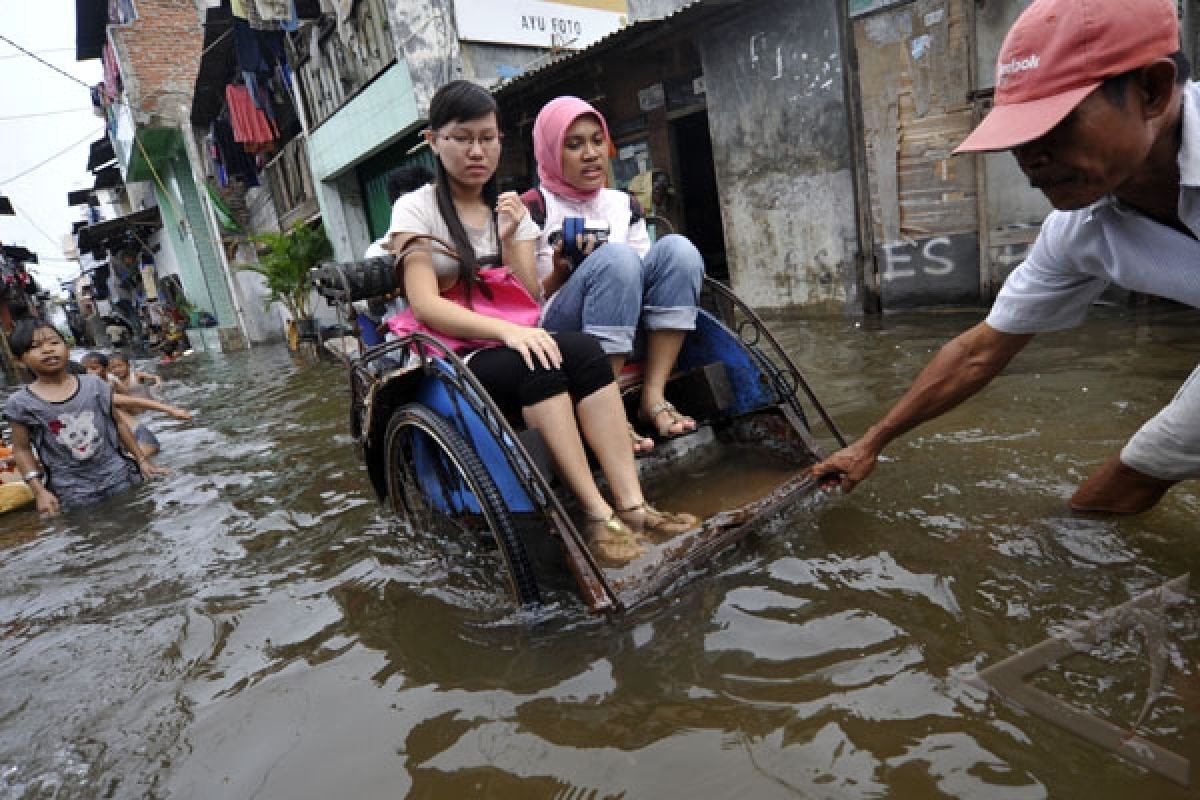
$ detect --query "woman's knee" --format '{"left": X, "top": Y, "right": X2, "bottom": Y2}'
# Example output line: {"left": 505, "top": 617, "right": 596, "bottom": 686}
{"left": 556, "top": 332, "right": 613, "bottom": 399}
{"left": 582, "top": 242, "right": 642, "bottom": 288}
{"left": 655, "top": 235, "right": 705, "bottom": 283}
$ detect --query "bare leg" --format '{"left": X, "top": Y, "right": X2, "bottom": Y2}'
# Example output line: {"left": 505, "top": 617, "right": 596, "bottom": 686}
{"left": 1070, "top": 454, "right": 1176, "bottom": 513}
{"left": 522, "top": 394, "right": 612, "bottom": 519}
{"left": 574, "top": 383, "right": 644, "bottom": 511}
{"left": 638, "top": 330, "right": 695, "bottom": 436}
{"left": 608, "top": 353, "right": 626, "bottom": 379}
{"left": 607, "top": 352, "right": 654, "bottom": 455}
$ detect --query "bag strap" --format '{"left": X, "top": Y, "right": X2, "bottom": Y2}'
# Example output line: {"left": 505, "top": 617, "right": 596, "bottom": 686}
{"left": 392, "top": 232, "right": 460, "bottom": 266}
{"left": 520, "top": 187, "right": 547, "bottom": 227}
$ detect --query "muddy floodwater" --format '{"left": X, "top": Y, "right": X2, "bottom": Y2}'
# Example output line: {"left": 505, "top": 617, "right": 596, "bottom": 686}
{"left": 1, "top": 305, "right": 1197, "bottom": 799}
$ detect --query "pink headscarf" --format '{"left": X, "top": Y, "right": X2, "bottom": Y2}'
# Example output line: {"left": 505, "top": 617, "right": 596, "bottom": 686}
{"left": 532, "top": 96, "right": 612, "bottom": 202}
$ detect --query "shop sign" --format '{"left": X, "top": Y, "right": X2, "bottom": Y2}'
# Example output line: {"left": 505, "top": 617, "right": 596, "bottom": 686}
{"left": 454, "top": 0, "right": 628, "bottom": 49}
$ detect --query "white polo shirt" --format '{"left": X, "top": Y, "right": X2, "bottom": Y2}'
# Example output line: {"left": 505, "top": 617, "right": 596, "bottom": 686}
{"left": 986, "top": 81, "right": 1200, "bottom": 480}
{"left": 987, "top": 81, "right": 1200, "bottom": 334}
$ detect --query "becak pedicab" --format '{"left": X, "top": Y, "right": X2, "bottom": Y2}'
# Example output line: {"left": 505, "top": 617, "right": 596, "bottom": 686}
{"left": 313, "top": 235, "right": 845, "bottom": 614}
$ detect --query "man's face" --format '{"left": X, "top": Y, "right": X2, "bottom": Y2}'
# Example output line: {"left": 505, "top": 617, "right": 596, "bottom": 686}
{"left": 1011, "top": 84, "right": 1157, "bottom": 210}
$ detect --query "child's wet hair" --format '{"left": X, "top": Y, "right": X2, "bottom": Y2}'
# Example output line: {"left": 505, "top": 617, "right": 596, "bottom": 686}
{"left": 9, "top": 319, "right": 63, "bottom": 358}
{"left": 82, "top": 352, "right": 109, "bottom": 368}
{"left": 110, "top": 352, "right": 131, "bottom": 365}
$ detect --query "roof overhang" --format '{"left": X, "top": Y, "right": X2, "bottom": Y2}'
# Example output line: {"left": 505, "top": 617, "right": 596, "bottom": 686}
{"left": 76, "top": 206, "right": 162, "bottom": 253}
{"left": 92, "top": 164, "right": 123, "bottom": 191}
{"left": 2, "top": 245, "right": 38, "bottom": 264}
{"left": 75, "top": 0, "right": 108, "bottom": 60}
{"left": 67, "top": 189, "right": 96, "bottom": 207}
{"left": 87, "top": 136, "right": 116, "bottom": 172}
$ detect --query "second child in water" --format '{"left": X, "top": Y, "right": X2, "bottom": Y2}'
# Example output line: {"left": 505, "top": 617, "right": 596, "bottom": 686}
{"left": 81, "top": 352, "right": 192, "bottom": 457}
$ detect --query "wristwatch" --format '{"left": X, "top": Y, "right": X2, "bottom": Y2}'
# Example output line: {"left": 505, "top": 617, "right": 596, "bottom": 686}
{"left": 23, "top": 470, "right": 44, "bottom": 483}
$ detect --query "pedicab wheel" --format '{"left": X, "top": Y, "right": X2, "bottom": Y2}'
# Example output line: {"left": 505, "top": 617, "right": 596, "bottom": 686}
{"left": 384, "top": 404, "right": 541, "bottom": 607}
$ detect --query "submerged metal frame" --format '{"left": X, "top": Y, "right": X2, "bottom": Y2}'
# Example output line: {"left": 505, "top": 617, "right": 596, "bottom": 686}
{"left": 969, "top": 573, "right": 1191, "bottom": 786}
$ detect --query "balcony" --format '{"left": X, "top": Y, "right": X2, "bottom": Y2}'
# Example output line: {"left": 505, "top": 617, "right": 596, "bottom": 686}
{"left": 294, "top": 0, "right": 396, "bottom": 131}
{"left": 265, "top": 135, "right": 319, "bottom": 230}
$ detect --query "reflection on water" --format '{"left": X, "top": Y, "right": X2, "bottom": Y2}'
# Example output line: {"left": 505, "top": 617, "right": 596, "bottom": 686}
{"left": 1, "top": 307, "right": 1197, "bottom": 799}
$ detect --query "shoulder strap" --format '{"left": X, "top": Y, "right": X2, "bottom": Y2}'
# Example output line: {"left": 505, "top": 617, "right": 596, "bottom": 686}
{"left": 394, "top": 233, "right": 460, "bottom": 267}
{"left": 520, "top": 187, "right": 547, "bottom": 227}
{"left": 626, "top": 191, "right": 644, "bottom": 226}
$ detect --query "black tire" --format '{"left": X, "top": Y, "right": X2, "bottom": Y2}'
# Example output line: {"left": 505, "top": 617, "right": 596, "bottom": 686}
{"left": 384, "top": 404, "right": 541, "bottom": 607}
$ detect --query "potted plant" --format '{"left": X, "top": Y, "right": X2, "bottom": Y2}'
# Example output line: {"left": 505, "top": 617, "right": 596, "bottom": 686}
{"left": 243, "top": 222, "right": 333, "bottom": 343}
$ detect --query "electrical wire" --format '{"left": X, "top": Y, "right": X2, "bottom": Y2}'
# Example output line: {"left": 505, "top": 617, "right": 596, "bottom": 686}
{"left": 0, "top": 34, "right": 94, "bottom": 90}
{"left": 0, "top": 128, "right": 105, "bottom": 186}
{"left": 10, "top": 201, "right": 67, "bottom": 251}
{"left": 0, "top": 108, "right": 94, "bottom": 121}
{"left": 0, "top": 46, "right": 75, "bottom": 60}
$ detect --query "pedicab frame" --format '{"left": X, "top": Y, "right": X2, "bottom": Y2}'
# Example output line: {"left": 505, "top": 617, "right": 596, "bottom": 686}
{"left": 317, "top": 254, "right": 846, "bottom": 614}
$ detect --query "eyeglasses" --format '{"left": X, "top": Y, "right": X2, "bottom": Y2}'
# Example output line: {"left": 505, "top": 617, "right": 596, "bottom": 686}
{"left": 438, "top": 132, "right": 504, "bottom": 150}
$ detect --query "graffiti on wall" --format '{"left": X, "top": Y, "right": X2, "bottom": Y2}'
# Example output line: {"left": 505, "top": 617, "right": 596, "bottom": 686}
{"left": 986, "top": 224, "right": 1041, "bottom": 295}
{"left": 877, "top": 232, "right": 981, "bottom": 307}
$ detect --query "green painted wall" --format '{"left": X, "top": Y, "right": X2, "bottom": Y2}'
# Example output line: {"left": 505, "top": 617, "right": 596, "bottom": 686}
{"left": 154, "top": 156, "right": 236, "bottom": 326}
{"left": 307, "top": 64, "right": 420, "bottom": 182}
{"left": 357, "top": 139, "right": 435, "bottom": 240}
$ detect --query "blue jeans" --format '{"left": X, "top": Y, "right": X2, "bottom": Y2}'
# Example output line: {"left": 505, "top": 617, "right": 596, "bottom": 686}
{"left": 540, "top": 234, "right": 704, "bottom": 355}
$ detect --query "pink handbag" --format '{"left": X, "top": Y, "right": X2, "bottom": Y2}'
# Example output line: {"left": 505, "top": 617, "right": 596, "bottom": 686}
{"left": 386, "top": 235, "right": 541, "bottom": 354}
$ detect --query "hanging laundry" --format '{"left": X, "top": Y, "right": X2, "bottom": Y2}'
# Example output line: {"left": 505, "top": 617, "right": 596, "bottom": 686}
{"left": 256, "top": 0, "right": 291, "bottom": 21}
{"left": 210, "top": 115, "right": 262, "bottom": 187}
{"left": 226, "top": 84, "right": 278, "bottom": 153}
{"left": 101, "top": 43, "right": 122, "bottom": 101}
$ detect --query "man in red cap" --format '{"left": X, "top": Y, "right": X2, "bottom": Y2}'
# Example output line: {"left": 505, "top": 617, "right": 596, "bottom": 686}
{"left": 812, "top": 0, "right": 1196, "bottom": 513}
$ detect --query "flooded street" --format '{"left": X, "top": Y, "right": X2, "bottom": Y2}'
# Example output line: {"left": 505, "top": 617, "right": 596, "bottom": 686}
{"left": 1, "top": 305, "right": 1197, "bottom": 799}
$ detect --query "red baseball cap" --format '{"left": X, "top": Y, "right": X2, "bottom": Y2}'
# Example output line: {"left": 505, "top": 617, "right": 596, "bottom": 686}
{"left": 955, "top": 0, "right": 1179, "bottom": 153}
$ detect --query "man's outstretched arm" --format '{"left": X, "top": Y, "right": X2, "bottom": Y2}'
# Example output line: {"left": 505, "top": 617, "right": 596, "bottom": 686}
{"left": 811, "top": 322, "right": 1034, "bottom": 492}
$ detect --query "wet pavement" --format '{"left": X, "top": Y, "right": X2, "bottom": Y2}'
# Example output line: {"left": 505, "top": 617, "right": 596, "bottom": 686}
{"left": 0, "top": 304, "right": 1197, "bottom": 799}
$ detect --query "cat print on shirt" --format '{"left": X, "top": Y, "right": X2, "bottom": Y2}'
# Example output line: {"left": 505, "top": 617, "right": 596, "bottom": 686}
{"left": 49, "top": 411, "right": 102, "bottom": 460}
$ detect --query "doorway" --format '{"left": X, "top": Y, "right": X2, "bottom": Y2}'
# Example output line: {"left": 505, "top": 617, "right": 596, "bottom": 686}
{"left": 850, "top": 0, "right": 981, "bottom": 308}
{"left": 671, "top": 112, "right": 728, "bottom": 280}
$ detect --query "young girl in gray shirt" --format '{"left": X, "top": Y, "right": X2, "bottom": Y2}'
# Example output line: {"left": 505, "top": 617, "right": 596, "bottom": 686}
{"left": 3, "top": 320, "right": 166, "bottom": 514}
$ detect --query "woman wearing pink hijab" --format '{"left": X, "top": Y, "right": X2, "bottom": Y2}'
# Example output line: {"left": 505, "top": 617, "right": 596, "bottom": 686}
{"left": 532, "top": 96, "right": 705, "bottom": 453}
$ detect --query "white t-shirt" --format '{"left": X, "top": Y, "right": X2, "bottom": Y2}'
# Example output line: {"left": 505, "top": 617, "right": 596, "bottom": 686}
{"left": 534, "top": 188, "right": 651, "bottom": 281}
{"left": 987, "top": 81, "right": 1200, "bottom": 333}
{"left": 387, "top": 184, "right": 539, "bottom": 282}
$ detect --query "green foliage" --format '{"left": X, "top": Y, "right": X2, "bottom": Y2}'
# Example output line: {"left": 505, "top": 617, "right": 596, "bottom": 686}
{"left": 242, "top": 222, "right": 333, "bottom": 320}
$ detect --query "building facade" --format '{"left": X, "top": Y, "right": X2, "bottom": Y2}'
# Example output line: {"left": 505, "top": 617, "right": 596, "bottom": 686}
{"left": 76, "top": 0, "right": 259, "bottom": 351}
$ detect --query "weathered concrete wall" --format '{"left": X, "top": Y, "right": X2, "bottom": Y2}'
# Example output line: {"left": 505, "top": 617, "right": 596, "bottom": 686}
{"left": 245, "top": 187, "right": 279, "bottom": 235}
{"left": 973, "top": 0, "right": 1047, "bottom": 294}
{"left": 699, "top": 0, "right": 856, "bottom": 311}
{"left": 626, "top": 0, "right": 689, "bottom": 20}
{"left": 392, "top": 0, "right": 464, "bottom": 115}
{"left": 461, "top": 43, "right": 545, "bottom": 87}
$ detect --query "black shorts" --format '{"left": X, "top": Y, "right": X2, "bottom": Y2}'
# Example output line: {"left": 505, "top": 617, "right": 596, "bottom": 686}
{"left": 467, "top": 331, "right": 613, "bottom": 415}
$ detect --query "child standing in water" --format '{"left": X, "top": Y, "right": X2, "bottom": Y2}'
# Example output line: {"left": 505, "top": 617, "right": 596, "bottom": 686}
{"left": 5, "top": 321, "right": 167, "bottom": 514}
{"left": 80, "top": 352, "right": 191, "bottom": 457}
